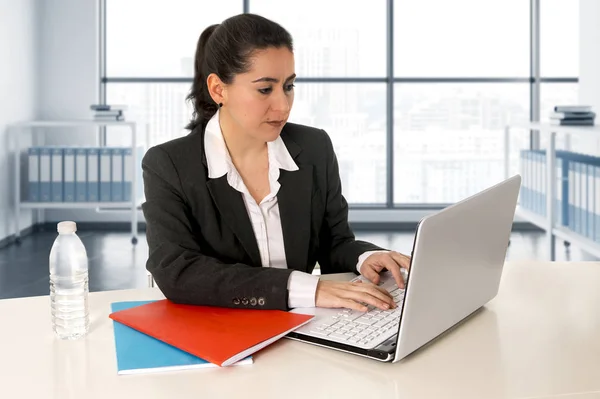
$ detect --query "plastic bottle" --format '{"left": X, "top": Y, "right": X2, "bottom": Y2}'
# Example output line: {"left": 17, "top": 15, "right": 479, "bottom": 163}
{"left": 49, "top": 221, "right": 89, "bottom": 339}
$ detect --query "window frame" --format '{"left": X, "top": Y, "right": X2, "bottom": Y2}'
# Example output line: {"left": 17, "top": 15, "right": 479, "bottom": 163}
{"left": 100, "top": 0, "right": 578, "bottom": 209}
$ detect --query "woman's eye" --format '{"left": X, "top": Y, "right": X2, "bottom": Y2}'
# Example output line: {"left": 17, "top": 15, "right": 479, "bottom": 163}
{"left": 285, "top": 84, "right": 295, "bottom": 92}
{"left": 258, "top": 88, "right": 272, "bottom": 94}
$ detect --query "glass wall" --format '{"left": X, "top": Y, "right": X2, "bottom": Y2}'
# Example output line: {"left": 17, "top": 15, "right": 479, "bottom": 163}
{"left": 103, "top": 0, "right": 579, "bottom": 207}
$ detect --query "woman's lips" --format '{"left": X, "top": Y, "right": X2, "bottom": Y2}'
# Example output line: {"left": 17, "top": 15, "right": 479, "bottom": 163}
{"left": 267, "top": 120, "right": 284, "bottom": 128}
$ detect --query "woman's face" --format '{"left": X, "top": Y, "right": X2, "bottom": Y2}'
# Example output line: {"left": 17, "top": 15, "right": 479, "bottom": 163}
{"left": 222, "top": 46, "right": 296, "bottom": 142}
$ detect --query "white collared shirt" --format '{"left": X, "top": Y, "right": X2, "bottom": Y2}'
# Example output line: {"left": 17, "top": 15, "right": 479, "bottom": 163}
{"left": 204, "top": 110, "right": 380, "bottom": 308}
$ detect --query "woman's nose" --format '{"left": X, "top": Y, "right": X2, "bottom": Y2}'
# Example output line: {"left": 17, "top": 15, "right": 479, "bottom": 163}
{"left": 271, "top": 90, "right": 291, "bottom": 113}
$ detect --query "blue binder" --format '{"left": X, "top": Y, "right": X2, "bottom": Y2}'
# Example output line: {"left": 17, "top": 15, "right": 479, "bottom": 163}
{"left": 75, "top": 148, "right": 87, "bottom": 202}
{"left": 87, "top": 148, "right": 99, "bottom": 202}
{"left": 50, "top": 147, "right": 63, "bottom": 202}
{"left": 110, "top": 301, "right": 252, "bottom": 375}
{"left": 28, "top": 147, "right": 40, "bottom": 202}
{"left": 39, "top": 147, "right": 51, "bottom": 202}
{"left": 99, "top": 148, "right": 112, "bottom": 202}
{"left": 111, "top": 148, "right": 124, "bottom": 202}
{"left": 63, "top": 147, "right": 76, "bottom": 202}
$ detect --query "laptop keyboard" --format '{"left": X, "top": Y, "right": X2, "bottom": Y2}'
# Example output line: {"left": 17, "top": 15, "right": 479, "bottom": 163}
{"left": 307, "top": 287, "right": 405, "bottom": 349}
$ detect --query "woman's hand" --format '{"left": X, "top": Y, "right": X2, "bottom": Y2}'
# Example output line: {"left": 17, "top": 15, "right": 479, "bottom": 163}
{"left": 360, "top": 251, "right": 411, "bottom": 288}
{"left": 315, "top": 280, "right": 396, "bottom": 312}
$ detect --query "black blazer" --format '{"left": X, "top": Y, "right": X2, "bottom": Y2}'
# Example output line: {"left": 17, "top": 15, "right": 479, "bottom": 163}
{"left": 141, "top": 122, "right": 383, "bottom": 311}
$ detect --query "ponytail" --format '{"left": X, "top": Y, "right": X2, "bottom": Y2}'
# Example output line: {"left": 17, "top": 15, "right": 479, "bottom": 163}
{"left": 185, "top": 24, "right": 220, "bottom": 131}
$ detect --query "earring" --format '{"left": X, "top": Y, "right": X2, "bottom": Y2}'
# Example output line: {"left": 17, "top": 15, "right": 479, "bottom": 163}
{"left": 218, "top": 103, "right": 223, "bottom": 108}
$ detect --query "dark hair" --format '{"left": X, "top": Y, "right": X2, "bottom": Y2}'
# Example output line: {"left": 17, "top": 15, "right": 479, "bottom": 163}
{"left": 185, "top": 14, "right": 294, "bottom": 131}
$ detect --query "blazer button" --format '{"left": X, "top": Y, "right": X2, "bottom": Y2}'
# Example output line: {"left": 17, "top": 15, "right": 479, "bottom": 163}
{"left": 241, "top": 297, "right": 249, "bottom": 305}
{"left": 233, "top": 297, "right": 240, "bottom": 305}
{"left": 257, "top": 297, "right": 265, "bottom": 306}
{"left": 250, "top": 297, "right": 257, "bottom": 306}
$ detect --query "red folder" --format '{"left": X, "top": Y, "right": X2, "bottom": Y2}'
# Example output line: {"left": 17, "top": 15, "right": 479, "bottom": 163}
{"left": 109, "top": 299, "right": 314, "bottom": 367}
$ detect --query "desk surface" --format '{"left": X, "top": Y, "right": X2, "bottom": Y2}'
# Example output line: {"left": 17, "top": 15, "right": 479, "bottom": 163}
{"left": 2, "top": 261, "right": 600, "bottom": 399}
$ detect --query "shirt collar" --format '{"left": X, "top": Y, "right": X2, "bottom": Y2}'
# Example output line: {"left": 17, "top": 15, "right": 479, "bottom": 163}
{"left": 204, "top": 109, "right": 299, "bottom": 179}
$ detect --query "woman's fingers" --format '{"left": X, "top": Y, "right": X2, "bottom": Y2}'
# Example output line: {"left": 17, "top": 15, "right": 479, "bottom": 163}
{"left": 346, "top": 283, "right": 395, "bottom": 310}
{"left": 338, "top": 298, "right": 368, "bottom": 312}
{"left": 379, "top": 255, "right": 406, "bottom": 289}
{"left": 315, "top": 280, "right": 398, "bottom": 312}
{"left": 390, "top": 251, "right": 411, "bottom": 271}
{"left": 360, "top": 267, "right": 381, "bottom": 285}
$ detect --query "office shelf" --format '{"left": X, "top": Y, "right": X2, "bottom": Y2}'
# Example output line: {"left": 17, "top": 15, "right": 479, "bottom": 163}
{"left": 505, "top": 122, "right": 600, "bottom": 260}
{"left": 552, "top": 225, "right": 600, "bottom": 259}
{"left": 8, "top": 119, "right": 141, "bottom": 245}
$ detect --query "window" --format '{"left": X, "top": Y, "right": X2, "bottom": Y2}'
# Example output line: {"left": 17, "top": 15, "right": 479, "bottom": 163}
{"left": 103, "top": 1, "right": 577, "bottom": 208}
{"left": 289, "top": 84, "right": 387, "bottom": 204}
{"left": 251, "top": 0, "right": 386, "bottom": 77}
{"left": 394, "top": 84, "right": 530, "bottom": 203}
{"left": 537, "top": 0, "right": 580, "bottom": 152}
{"left": 540, "top": 0, "right": 579, "bottom": 77}
{"left": 106, "top": 0, "right": 241, "bottom": 77}
{"left": 105, "top": 83, "right": 192, "bottom": 148}
{"left": 393, "top": 0, "right": 531, "bottom": 204}
{"left": 394, "top": 0, "right": 529, "bottom": 77}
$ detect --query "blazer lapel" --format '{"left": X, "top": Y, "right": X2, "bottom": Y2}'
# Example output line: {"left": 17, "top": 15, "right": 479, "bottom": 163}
{"left": 206, "top": 177, "right": 262, "bottom": 267}
{"left": 277, "top": 134, "right": 313, "bottom": 273}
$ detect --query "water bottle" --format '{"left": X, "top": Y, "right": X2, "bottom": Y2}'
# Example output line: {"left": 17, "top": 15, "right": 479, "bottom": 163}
{"left": 49, "top": 221, "right": 89, "bottom": 340}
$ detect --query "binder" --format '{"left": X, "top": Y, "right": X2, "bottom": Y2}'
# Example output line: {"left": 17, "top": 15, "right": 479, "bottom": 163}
{"left": 123, "top": 146, "right": 144, "bottom": 202}
{"left": 39, "top": 147, "right": 51, "bottom": 202}
{"left": 575, "top": 162, "right": 583, "bottom": 236}
{"left": 111, "top": 301, "right": 252, "bottom": 374}
{"left": 111, "top": 148, "right": 124, "bottom": 202}
{"left": 99, "top": 148, "right": 112, "bottom": 202}
{"left": 28, "top": 147, "right": 40, "bottom": 202}
{"left": 75, "top": 148, "right": 87, "bottom": 202}
{"left": 51, "top": 147, "right": 63, "bottom": 202}
{"left": 568, "top": 162, "right": 576, "bottom": 232}
{"left": 587, "top": 163, "right": 595, "bottom": 239}
{"left": 87, "top": 148, "right": 99, "bottom": 202}
{"left": 63, "top": 147, "right": 76, "bottom": 202}
{"left": 109, "top": 299, "right": 314, "bottom": 367}
{"left": 123, "top": 148, "right": 133, "bottom": 202}
{"left": 560, "top": 156, "right": 570, "bottom": 227}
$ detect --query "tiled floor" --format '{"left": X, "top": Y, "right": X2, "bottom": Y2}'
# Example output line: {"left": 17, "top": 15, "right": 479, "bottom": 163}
{"left": 0, "top": 229, "right": 595, "bottom": 300}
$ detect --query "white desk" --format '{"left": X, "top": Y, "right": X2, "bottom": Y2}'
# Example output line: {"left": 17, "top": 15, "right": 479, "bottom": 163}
{"left": 2, "top": 261, "right": 600, "bottom": 399}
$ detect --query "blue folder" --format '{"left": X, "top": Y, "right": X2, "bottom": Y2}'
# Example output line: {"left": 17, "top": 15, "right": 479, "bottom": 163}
{"left": 111, "top": 301, "right": 252, "bottom": 375}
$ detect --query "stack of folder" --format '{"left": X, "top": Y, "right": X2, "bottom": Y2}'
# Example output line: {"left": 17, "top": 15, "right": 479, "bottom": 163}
{"left": 549, "top": 105, "right": 595, "bottom": 126}
{"left": 91, "top": 104, "right": 127, "bottom": 121}
{"left": 27, "top": 146, "right": 144, "bottom": 203}
{"left": 109, "top": 300, "right": 314, "bottom": 373}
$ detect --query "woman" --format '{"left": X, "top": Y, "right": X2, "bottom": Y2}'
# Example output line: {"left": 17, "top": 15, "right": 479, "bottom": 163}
{"left": 141, "top": 13, "right": 411, "bottom": 312}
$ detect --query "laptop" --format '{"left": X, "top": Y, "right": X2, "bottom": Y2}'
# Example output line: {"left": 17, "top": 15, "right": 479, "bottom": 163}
{"left": 287, "top": 174, "right": 522, "bottom": 363}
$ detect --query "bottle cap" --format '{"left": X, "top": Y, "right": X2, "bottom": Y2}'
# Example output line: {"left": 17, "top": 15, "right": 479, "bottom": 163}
{"left": 57, "top": 221, "right": 77, "bottom": 234}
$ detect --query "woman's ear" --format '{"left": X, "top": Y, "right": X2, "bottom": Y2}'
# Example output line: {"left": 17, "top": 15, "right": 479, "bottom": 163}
{"left": 206, "top": 73, "right": 225, "bottom": 106}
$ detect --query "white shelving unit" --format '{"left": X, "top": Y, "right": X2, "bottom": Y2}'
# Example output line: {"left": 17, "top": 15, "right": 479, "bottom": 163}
{"left": 8, "top": 119, "right": 141, "bottom": 245}
{"left": 504, "top": 122, "right": 600, "bottom": 260}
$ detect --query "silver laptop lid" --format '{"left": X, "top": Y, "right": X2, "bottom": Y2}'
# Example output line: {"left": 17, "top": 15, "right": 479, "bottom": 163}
{"left": 394, "top": 175, "right": 521, "bottom": 362}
